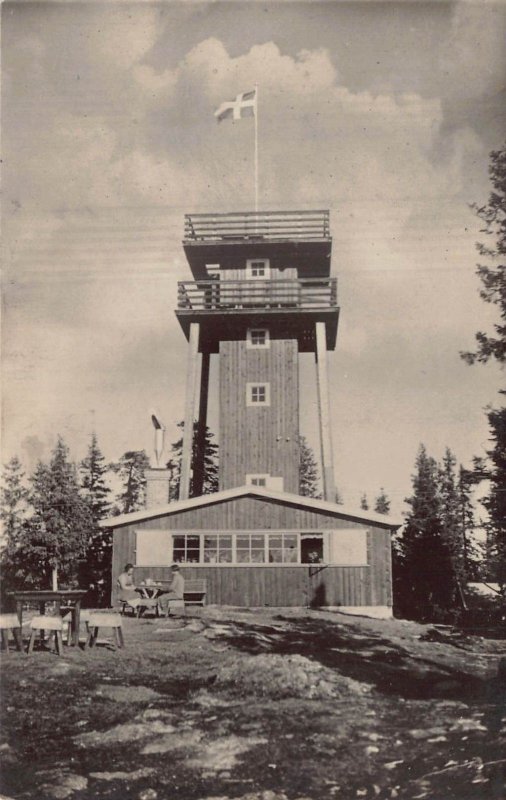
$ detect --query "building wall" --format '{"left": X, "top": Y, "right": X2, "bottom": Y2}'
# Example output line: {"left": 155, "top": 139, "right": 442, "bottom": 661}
{"left": 219, "top": 340, "right": 299, "bottom": 492}
{"left": 111, "top": 496, "right": 393, "bottom": 608}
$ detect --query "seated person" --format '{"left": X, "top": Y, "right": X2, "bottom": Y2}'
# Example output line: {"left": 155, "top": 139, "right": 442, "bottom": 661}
{"left": 117, "top": 563, "right": 141, "bottom": 612}
{"left": 158, "top": 564, "right": 185, "bottom": 617}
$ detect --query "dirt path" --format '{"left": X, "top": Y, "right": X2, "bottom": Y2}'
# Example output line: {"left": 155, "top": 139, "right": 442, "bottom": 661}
{"left": 1, "top": 608, "right": 504, "bottom": 800}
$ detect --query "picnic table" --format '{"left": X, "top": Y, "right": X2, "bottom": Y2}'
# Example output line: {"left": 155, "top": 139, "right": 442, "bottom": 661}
{"left": 136, "top": 581, "right": 168, "bottom": 600}
{"left": 10, "top": 589, "right": 87, "bottom": 647}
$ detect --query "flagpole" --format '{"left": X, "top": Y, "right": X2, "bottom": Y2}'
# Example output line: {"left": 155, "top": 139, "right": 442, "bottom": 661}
{"left": 254, "top": 83, "right": 259, "bottom": 214}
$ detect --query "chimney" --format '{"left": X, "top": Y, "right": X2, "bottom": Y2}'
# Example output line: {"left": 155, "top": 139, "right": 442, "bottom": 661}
{"left": 145, "top": 468, "right": 171, "bottom": 509}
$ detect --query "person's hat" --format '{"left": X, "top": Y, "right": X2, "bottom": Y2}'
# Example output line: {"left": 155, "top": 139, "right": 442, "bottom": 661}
{"left": 171, "top": 563, "right": 180, "bottom": 571}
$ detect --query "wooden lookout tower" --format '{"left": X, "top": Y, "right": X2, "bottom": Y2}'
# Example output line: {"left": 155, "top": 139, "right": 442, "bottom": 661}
{"left": 105, "top": 209, "right": 401, "bottom": 616}
{"left": 176, "top": 210, "right": 339, "bottom": 501}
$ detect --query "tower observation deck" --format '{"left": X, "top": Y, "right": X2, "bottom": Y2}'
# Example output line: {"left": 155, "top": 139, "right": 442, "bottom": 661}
{"left": 176, "top": 210, "right": 339, "bottom": 501}
{"left": 177, "top": 210, "right": 338, "bottom": 352}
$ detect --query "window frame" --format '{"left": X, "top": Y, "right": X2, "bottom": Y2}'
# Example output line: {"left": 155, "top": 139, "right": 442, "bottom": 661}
{"left": 246, "top": 258, "right": 270, "bottom": 280}
{"left": 164, "top": 531, "right": 311, "bottom": 566}
{"left": 172, "top": 533, "right": 201, "bottom": 564}
{"left": 246, "top": 328, "right": 270, "bottom": 349}
{"left": 246, "top": 473, "right": 269, "bottom": 487}
{"left": 246, "top": 382, "right": 271, "bottom": 407}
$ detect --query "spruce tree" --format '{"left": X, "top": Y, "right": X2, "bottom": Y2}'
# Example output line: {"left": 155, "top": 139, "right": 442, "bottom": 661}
{"left": 24, "top": 437, "right": 93, "bottom": 588}
{"left": 110, "top": 450, "right": 150, "bottom": 513}
{"left": 483, "top": 407, "right": 506, "bottom": 588}
{"left": 80, "top": 433, "right": 112, "bottom": 605}
{"left": 395, "top": 445, "right": 458, "bottom": 622}
{"left": 374, "top": 488, "right": 390, "bottom": 515}
{"left": 360, "top": 493, "right": 369, "bottom": 510}
{"left": 0, "top": 456, "right": 30, "bottom": 594}
{"left": 457, "top": 465, "right": 481, "bottom": 581}
{"left": 439, "top": 448, "right": 467, "bottom": 605}
{"left": 168, "top": 421, "right": 219, "bottom": 501}
{"left": 461, "top": 143, "right": 506, "bottom": 596}
{"left": 299, "top": 437, "right": 322, "bottom": 498}
{"left": 80, "top": 433, "right": 111, "bottom": 520}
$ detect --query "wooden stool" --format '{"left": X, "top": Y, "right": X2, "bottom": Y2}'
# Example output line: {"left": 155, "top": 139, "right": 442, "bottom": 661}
{"left": 168, "top": 599, "right": 185, "bottom": 616}
{"left": 85, "top": 613, "right": 124, "bottom": 649}
{"left": 27, "top": 616, "right": 64, "bottom": 656}
{"left": 62, "top": 609, "right": 91, "bottom": 645}
{"left": 119, "top": 601, "right": 138, "bottom": 617}
{"left": 137, "top": 598, "right": 159, "bottom": 618}
{"left": 0, "top": 613, "right": 23, "bottom": 654}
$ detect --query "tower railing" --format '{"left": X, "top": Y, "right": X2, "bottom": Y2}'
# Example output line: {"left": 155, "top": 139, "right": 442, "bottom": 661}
{"left": 177, "top": 278, "right": 337, "bottom": 311}
{"left": 184, "top": 210, "right": 330, "bottom": 242}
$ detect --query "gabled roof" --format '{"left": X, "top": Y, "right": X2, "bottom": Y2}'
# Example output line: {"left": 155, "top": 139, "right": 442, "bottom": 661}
{"left": 100, "top": 484, "right": 402, "bottom": 530}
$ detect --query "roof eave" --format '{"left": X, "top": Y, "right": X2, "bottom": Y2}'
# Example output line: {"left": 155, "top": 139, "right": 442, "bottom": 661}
{"left": 100, "top": 486, "right": 402, "bottom": 531}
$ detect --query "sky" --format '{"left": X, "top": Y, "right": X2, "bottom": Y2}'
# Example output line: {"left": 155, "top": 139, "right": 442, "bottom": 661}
{"left": 2, "top": 0, "right": 505, "bottom": 516}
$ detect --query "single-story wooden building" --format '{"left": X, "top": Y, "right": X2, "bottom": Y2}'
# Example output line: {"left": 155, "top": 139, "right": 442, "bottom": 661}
{"left": 102, "top": 485, "right": 401, "bottom": 618}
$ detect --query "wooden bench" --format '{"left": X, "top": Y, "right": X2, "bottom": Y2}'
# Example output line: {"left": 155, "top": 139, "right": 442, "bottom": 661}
{"left": 184, "top": 579, "right": 207, "bottom": 607}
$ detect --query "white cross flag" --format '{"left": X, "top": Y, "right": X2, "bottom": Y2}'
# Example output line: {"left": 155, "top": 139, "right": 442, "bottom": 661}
{"left": 214, "top": 89, "right": 256, "bottom": 122}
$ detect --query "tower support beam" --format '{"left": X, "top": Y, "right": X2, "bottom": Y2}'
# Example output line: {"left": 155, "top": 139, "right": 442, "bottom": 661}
{"left": 315, "top": 321, "right": 335, "bottom": 502}
{"left": 180, "top": 322, "right": 200, "bottom": 500}
{"left": 192, "top": 350, "right": 211, "bottom": 496}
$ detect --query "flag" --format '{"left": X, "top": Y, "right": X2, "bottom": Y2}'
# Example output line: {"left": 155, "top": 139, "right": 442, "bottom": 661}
{"left": 214, "top": 89, "right": 256, "bottom": 122}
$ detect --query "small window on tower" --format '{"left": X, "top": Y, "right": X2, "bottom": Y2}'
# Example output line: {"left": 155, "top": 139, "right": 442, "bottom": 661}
{"left": 246, "top": 382, "right": 270, "bottom": 406}
{"left": 247, "top": 328, "right": 270, "bottom": 349}
{"left": 246, "top": 259, "right": 270, "bottom": 279}
{"left": 247, "top": 474, "right": 269, "bottom": 487}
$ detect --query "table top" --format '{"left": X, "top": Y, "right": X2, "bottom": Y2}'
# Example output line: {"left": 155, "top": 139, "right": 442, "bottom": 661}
{"left": 10, "top": 590, "right": 87, "bottom": 600}
{"left": 138, "top": 581, "right": 170, "bottom": 587}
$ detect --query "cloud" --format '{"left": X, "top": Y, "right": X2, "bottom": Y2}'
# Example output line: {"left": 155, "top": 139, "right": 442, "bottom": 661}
{"left": 440, "top": 2, "right": 506, "bottom": 101}
{"left": 2, "top": 10, "right": 500, "bottom": 503}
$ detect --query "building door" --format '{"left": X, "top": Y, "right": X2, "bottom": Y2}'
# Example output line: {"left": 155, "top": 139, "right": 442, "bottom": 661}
{"left": 301, "top": 534, "right": 327, "bottom": 607}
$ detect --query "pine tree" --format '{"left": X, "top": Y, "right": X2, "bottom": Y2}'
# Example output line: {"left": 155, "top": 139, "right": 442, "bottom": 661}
{"left": 374, "top": 488, "right": 390, "bottom": 515}
{"left": 360, "top": 493, "right": 369, "bottom": 510}
{"left": 23, "top": 437, "right": 93, "bottom": 588}
{"left": 110, "top": 450, "right": 150, "bottom": 513}
{"left": 0, "top": 456, "right": 30, "bottom": 594}
{"left": 394, "top": 444, "right": 459, "bottom": 622}
{"left": 299, "top": 437, "right": 322, "bottom": 498}
{"left": 79, "top": 433, "right": 113, "bottom": 605}
{"left": 168, "top": 422, "right": 219, "bottom": 501}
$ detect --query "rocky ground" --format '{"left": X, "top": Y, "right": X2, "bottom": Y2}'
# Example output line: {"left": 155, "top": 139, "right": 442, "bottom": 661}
{"left": 0, "top": 607, "right": 505, "bottom": 800}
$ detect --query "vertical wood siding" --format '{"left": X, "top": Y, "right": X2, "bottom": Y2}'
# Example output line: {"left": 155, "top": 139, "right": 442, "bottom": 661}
{"left": 110, "top": 496, "right": 393, "bottom": 607}
{"left": 131, "top": 564, "right": 373, "bottom": 607}
{"left": 130, "top": 496, "right": 385, "bottom": 531}
{"left": 219, "top": 339, "right": 299, "bottom": 492}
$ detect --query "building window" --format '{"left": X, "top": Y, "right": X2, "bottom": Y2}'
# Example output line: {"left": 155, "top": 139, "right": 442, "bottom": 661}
{"left": 247, "top": 474, "right": 268, "bottom": 487}
{"left": 268, "top": 533, "right": 298, "bottom": 563}
{"left": 247, "top": 328, "right": 270, "bottom": 349}
{"left": 246, "top": 259, "right": 270, "bottom": 279}
{"left": 203, "top": 533, "right": 233, "bottom": 563}
{"left": 247, "top": 382, "right": 270, "bottom": 406}
{"left": 172, "top": 534, "right": 200, "bottom": 564}
{"left": 168, "top": 531, "right": 324, "bottom": 565}
{"left": 300, "top": 534, "right": 324, "bottom": 564}
{"left": 236, "top": 533, "right": 266, "bottom": 563}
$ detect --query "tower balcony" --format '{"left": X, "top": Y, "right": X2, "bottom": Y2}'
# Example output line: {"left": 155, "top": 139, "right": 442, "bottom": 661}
{"left": 175, "top": 278, "right": 339, "bottom": 353}
{"left": 178, "top": 277, "right": 337, "bottom": 310}
{"left": 182, "top": 210, "right": 332, "bottom": 279}
{"left": 184, "top": 210, "right": 330, "bottom": 242}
